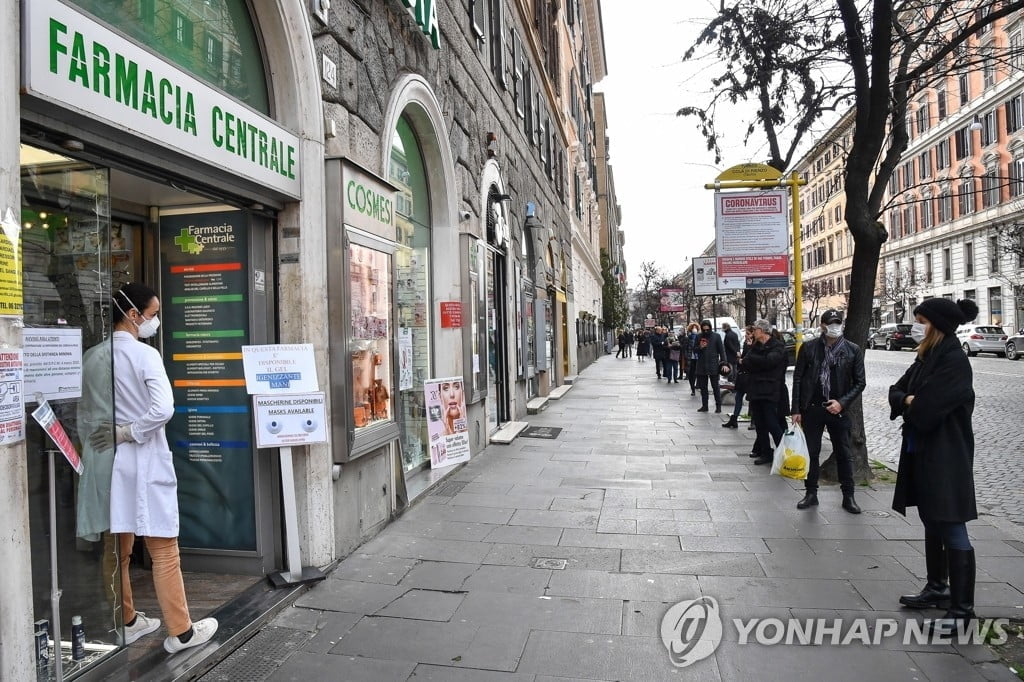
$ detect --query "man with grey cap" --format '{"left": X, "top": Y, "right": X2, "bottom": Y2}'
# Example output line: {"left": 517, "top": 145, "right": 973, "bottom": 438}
{"left": 791, "top": 309, "right": 866, "bottom": 513}
{"left": 740, "top": 319, "right": 788, "bottom": 464}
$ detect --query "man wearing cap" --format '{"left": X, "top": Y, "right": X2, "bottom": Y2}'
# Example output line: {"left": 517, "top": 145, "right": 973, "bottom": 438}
{"left": 791, "top": 309, "right": 867, "bottom": 513}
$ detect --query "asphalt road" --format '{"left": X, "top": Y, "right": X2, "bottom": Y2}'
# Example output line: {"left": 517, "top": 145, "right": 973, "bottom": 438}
{"left": 861, "top": 347, "right": 1024, "bottom": 525}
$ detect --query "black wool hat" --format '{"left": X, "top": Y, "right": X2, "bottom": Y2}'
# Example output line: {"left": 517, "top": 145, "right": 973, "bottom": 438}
{"left": 913, "top": 298, "right": 979, "bottom": 335}
{"left": 700, "top": 319, "right": 712, "bottom": 329}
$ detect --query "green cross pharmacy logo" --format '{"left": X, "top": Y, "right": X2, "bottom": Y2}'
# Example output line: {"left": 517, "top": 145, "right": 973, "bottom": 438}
{"left": 174, "top": 228, "right": 204, "bottom": 255}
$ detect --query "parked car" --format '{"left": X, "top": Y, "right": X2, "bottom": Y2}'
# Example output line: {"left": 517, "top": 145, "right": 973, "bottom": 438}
{"left": 868, "top": 323, "right": 917, "bottom": 351}
{"left": 1007, "top": 330, "right": 1024, "bottom": 361}
{"left": 779, "top": 330, "right": 797, "bottom": 366}
{"left": 956, "top": 325, "right": 1008, "bottom": 357}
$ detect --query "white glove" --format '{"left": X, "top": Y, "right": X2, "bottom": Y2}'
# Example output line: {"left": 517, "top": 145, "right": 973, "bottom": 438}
{"left": 115, "top": 424, "right": 135, "bottom": 445}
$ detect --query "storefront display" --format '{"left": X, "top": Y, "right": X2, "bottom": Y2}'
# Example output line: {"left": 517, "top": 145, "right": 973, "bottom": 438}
{"left": 350, "top": 243, "right": 393, "bottom": 432}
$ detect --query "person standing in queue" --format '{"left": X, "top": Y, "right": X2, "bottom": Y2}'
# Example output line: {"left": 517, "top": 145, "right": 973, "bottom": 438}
{"left": 723, "top": 325, "right": 754, "bottom": 429}
{"left": 650, "top": 326, "right": 669, "bottom": 380}
{"left": 722, "top": 322, "right": 740, "bottom": 377}
{"left": 693, "top": 319, "right": 726, "bottom": 412}
{"left": 742, "top": 320, "right": 786, "bottom": 464}
{"left": 889, "top": 298, "right": 980, "bottom": 635}
{"left": 109, "top": 284, "right": 219, "bottom": 653}
{"left": 791, "top": 310, "right": 866, "bottom": 514}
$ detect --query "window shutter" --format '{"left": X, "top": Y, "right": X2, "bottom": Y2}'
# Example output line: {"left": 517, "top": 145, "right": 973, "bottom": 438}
{"left": 471, "top": 0, "right": 485, "bottom": 40}
{"left": 490, "top": 0, "right": 506, "bottom": 88}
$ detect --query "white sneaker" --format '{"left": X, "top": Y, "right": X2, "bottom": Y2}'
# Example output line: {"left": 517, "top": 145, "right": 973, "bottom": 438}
{"left": 124, "top": 612, "right": 161, "bottom": 644}
{"left": 163, "top": 617, "right": 218, "bottom": 654}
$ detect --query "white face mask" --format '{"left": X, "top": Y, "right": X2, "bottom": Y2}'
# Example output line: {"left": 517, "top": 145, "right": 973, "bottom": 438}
{"left": 910, "top": 322, "right": 927, "bottom": 344}
{"left": 135, "top": 312, "right": 160, "bottom": 339}
{"left": 825, "top": 323, "right": 844, "bottom": 338}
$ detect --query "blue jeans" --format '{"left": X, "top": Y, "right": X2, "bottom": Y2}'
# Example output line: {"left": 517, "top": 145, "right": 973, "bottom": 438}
{"left": 918, "top": 511, "right": 972, "bottom": 551}
{"left": 731, "top": 390, "right": 745, "bottom": 419}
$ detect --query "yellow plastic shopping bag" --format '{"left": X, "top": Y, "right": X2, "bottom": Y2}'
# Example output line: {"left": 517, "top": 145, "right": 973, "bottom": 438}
{"left": 771, "top": 424, "right": 809, "bottom": 480}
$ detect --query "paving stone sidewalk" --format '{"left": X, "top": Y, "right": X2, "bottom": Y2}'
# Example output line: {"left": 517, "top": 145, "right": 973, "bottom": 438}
{"left": 203, "top": 354, "right": 1024, "bottom": 682}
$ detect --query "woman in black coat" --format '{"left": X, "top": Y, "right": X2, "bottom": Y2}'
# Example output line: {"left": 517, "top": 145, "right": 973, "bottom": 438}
{"left": 888, "top": 298, "right": 979, "bottom": 634}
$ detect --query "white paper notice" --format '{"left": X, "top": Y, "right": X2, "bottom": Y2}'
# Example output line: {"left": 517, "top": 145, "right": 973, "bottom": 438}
{"left": 24, "top": 327, "right": 82, "bottom": 402}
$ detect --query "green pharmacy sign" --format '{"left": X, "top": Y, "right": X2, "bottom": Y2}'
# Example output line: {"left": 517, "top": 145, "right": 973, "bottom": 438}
{"left": 399, "top": 0, "right": 441, "bottom": 49}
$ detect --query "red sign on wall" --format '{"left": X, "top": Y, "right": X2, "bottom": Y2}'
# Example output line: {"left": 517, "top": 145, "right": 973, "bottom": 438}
{"left": 440, "top": 301, "right": 463, "bottom": 328}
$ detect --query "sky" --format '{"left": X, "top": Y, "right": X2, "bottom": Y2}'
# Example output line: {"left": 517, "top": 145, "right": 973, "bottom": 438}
{"left": 596, "top": 1, "right": 763, "bottom": 290}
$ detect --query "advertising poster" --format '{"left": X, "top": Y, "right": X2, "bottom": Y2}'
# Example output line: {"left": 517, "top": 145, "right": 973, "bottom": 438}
{"left": 714, "top": 190, "right": 790, "bottom": 289}
{"left": 160, "top": 210, "right": 256, "bottom": 551}
{"left": 0, "top": 349, "right": 23, "bottom": 444}
{"left": 0, "top": 207, "right": 22, "bottom": 316}
{"left": 423, "top": 376, "right": 470, "bottom": 468}
{"left": 693, "top": 257, "right": 730, "bottom": 296}
{"left": 659, "top": 288, "right": 687, "bottom": 312}
{"left": 398, "top": 328, "right": 414, "bottom": 391}
{"left": 31, "top": 399, "right": 81, "bottom": 473}
{"left": 23, "top": 327, "right": 82, "bottom": 402}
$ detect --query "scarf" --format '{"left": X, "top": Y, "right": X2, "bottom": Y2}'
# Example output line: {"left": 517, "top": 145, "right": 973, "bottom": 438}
{"left": 819, "top": 336, "right": 848, "bottom": 400}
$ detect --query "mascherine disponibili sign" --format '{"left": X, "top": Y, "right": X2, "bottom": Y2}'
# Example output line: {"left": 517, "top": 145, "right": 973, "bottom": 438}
{"left": 23, "top": 0, "right": 301, "bottom": 198}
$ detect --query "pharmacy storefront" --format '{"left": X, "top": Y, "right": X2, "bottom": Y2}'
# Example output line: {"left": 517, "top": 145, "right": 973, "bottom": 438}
{"left": 8, "top": 0, "right": 323, "bottom": 678}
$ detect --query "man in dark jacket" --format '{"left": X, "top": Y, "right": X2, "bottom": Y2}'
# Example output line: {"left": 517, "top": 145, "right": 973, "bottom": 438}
{"left": 650, "top": 326, "right": 669, "bottom": 379}
{"left": 742, "top": 319, "right": 787, "bottom": 464}
{"left": 693, "top": 319, "right": 726, "bottom": 412}
{"left": 722, "top": 323, "right": 741, "bottom": 371}
{"left": 791, "top": 309, "right": 867, "bottom": 513}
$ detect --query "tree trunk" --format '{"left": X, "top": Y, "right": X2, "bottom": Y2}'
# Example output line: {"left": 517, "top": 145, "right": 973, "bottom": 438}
{"left": 820, "top": 208, "right": 885, "bottom": 485}
{"left": 744, "top": 289, "right": 756, "bottom": 326}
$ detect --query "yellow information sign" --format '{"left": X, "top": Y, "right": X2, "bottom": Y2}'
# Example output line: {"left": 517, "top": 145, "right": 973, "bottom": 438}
{"left": 716, "top": 163, "right": 783, "bottom": 182}
{"left": 0, "top": 209, "right": 23, "bottom": 316}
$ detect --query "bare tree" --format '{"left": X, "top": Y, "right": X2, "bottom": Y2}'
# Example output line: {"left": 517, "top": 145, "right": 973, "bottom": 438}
{"left": 631, "top": 261, "right": 665, "bottom": 323}
{"left": 680, "top": 0, "right": 1024, "bottom": 483}
{"left": 878, "top": 266, "right": 922, "bottom": 323}
{"left": 993, "top": 221, "right": 1024, "bottom": 332}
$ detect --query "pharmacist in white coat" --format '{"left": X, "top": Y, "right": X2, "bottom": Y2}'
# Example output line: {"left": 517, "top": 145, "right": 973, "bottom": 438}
{"left": 109, "top": 283, "right": 218, "bottom": 653}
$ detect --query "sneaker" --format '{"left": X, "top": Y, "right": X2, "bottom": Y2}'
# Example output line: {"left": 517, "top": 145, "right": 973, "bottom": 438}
{"left": 124, "top": 612, "right": 161, "bottom": 645}
{"left": 164, "top": 618, "right": 218, "bottom": 654}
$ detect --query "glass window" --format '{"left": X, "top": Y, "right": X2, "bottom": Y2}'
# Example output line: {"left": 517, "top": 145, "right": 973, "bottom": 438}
{"left": 21, "top": 145, "right": 122, "bottom": 671}
{"left": 71, "top": 0, "right": 269, "bottom": 113}
{"left": 350, "top": 244, "right": 393, "bottom": 432}
{"left": 391, "top": 117, "right": 432, "bottom": 472}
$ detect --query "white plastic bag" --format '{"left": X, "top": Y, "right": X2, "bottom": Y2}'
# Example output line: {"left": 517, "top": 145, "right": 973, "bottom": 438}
{"left": 771, "top": 424, "right": 809, "bottom": 480}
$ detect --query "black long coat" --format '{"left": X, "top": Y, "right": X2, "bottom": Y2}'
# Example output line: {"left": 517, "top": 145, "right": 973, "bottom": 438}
{"left": 888, "top": 336, "right": 977, "bottom": 522}
{"left": 691, "top": 332, "right": 726, "bottom": 376}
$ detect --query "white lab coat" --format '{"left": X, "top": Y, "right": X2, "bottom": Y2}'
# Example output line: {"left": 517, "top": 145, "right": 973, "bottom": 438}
{"left": 109, "top": 331, "right": 179, "bottom": 538}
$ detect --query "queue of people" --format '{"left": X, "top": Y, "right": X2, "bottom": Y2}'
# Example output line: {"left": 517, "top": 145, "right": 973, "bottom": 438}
{"left": 628, "top": 301, "right": 982, "bottom": 636}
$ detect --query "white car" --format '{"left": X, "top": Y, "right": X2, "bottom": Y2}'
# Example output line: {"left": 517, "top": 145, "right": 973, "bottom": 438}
{"left": 955, "top": 325, "right": 1008, "bottom": 357}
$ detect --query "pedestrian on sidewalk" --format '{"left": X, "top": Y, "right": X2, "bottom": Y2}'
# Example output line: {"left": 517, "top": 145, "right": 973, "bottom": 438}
{"left": 625, "top": 329, "right": 635, "bottom": 357}
{"left": 615, "top": 330, "right": 628, "bottom": 358}
{"left": 722, "top": 322, "right": 741, "bottom": 374}
{"left": 636, "top": 330, "right": 650, "bottom": 362}
{"left": 791, "top": 309, "right": 866, "bottom": 513}
{"left": 665, "top": 337, "right": 682, "bottom": 383}
{"left": 693, "top": 319, "right": 726, "bottom": 412}
{"left": 889, "top": 298, "right": 980, "bottom": 635}
{"left": 106, "top": 283, "right": 219, "bottom": 653}
{"left": 650, "top": 326, "right": 669, "bottom": 379}
{"left": 742, "top": 319, "right": 786, "bottom": 464}
{"left": 685, "top": 322, "right": 700, "bottom": 395}
{"left": 723, "top": 325, "right": 754, "bottom": 429}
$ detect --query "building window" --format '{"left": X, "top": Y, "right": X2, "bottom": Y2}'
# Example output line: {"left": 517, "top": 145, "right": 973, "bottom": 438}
{"left": 938, "top": 190, "right": 953, "bottom": 223}
{"left": 936, "top": 139, "right": 951, "bottom": 170}
{"left": 989, "top": 234, "right": 1000, "bottom": 274}
{"left": 964, "top": 288, "right": 977, "bottom": 301}
{"left": 937, "top": 88, "right": 947, "bottom": 120}
{"left": 982, "top": 167, "right": 1000, "bottom": 209}
{"left": 955, "top": 126, "right": 972, "bottom": 160}
{"left": 919, "top": 150, "right": 932, "bottom": 179}
{"left": 980, "top": 110, "right": 997, "bottom": 147}
{"left": 1011, "top": 28, "right": 1024, "bottom": 71}
{"left": 470, "top": 0, "right": 485, "bottom": 40}
{"left": 965, "top": 242, "right": 975, "bottom": 278}
{"left": 512, "top": 30, "right": 523, "bottom": 116}
{"left": 204, "top": 34, "right": 223, "bottom": 74}
{"left": 989, "top": 287, "right": 1003, "bottom": 325}
{"left": 959, "top": 73, "right": 970, "bottom": 106}
{"left": 1010, "top": 156, "right": 1024, "bottom": 198}
{"left": 173, "top": 11, "right": 193, "bottom": 49}
{"left": 1007, "top": 94, "right": 1024, "bottom": 133}
{"left": 983, "top": 55, "right": 996, "bottom": 89}
{"left": 916, "top": 102, "right": 928, "bottom": 135}
{"left": 943, "top": 248, "right": 952, "bottom": 281}
{"left": 489, "top": 0, "right": 506, "bottom": 88}
{"left": 925, "top": 252, "right": 933, "bottom": 283}
{"left": 139, "top": 0, "right": 155, "bottom": 26}
{"left": 524, "top": 70, "right": 534, "bottom": 140}
{"left": 958, "top": 178, "right": 975, "bottom": 216}
{"left": 920, "top": 197, "right": 933, "bottom": 230}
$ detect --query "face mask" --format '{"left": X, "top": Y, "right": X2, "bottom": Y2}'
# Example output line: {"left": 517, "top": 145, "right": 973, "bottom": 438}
{"left": 825, "top": 323, "right": 843, "bottom": 338}
{"left": 910, "top": 322, "right": 927, "bottom": 344}
{"left": 136, "top": 313, "right": 160, "bottom": 339}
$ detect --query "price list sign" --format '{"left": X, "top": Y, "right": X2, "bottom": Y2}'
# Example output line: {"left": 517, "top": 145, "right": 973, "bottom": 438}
{"left": 160, "top": 210, "right": 256, "bottom": 551}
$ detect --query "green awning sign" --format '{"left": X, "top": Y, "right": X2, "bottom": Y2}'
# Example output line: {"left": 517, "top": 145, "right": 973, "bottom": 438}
{"left": 24, "top": 0, "right": 301, "bottom": 198}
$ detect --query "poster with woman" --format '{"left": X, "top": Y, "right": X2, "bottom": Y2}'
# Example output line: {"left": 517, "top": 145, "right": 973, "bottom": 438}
{"left": 423, "top": 376, "right": 470, "bottom": 467}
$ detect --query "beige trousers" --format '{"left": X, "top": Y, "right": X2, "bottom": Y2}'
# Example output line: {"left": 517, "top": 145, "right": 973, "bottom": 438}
{"left": 118, "top": 534, "right": 192, "bottom": 637}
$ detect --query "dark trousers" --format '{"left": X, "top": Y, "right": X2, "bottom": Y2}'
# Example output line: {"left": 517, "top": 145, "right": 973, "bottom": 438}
{"left": 663, "top": 359, "right": 679, "bottom": 381}
{"left": 687, "top": 360, "right": 698, "bottom": 389}
{"left": 918, "top": 510, "right": 972, "bottom": 551}
{"left": 750, "top": 399, "right": 784, "bottom": 457}
{"left": 731, "top": 390, "right": 745, "bottom": 419}
{"left": 626, "top": 343, "right": 633, "bottom": 357}
{"left": 615, "top": 344, "right": 624, "bottom": 358}
{"left": 802, "top": 407, "right": 855, "bottom": 494}
{"left": 655, "top": 356, "right": 664, "bottom": 377}
{"left": 697, "top": 374, "right": 721, "bottom": 408}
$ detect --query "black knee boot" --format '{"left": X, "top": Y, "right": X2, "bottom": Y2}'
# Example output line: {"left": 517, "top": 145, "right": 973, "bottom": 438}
{"left": 900, "top": 536, "right": 949, "bottom": 609}
{"left": 924, "top": 548, "right": 976, "bottom": 636}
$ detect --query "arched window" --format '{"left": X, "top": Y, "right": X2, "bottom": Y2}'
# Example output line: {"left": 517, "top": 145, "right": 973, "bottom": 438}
{"left": 71, "top": 0, "right": 270, "bottom": 113}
